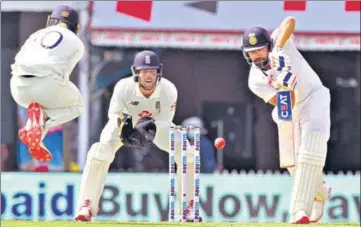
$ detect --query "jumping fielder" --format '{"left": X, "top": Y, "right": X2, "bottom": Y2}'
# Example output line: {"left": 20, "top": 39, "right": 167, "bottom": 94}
{"left": 241, "top": 17, "right": 332, "bottom": 224}
{"left": 10, "top": 5, "right": 84, "bottom": 162}
{"left": 75, "top": 50, "right": 201, "bottom": 222}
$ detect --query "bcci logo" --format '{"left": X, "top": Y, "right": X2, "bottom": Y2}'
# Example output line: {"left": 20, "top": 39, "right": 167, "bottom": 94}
{"left": 61, "top": 11, "right": 69, "bottom": 17}
{"left": 248, "top": 33, "right": 258, "bottom": 46}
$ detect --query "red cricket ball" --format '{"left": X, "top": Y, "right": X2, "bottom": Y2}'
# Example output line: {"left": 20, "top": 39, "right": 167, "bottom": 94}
{"left": 214, "top": 137, "right": 226, "bottom": 149}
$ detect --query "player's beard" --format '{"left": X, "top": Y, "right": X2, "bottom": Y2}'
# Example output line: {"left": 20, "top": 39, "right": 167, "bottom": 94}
{"left": 139, "top": 80, "right": 157, "bottom": 90}
{"left": 253, "top": 57, "right": 270, "bottom": 70}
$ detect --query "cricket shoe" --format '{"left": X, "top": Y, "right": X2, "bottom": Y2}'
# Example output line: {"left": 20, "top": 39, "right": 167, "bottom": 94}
{"left": 184, "top": 200, "right": 203, "bottom": 222}
{"left": 291, "top": 210, "right": 310, "bottom": 224}
{"left": 75, "top": 200, "right": 93, "bottom": 222}
{"left": 18, "top": 102, "right": 52, "bottom": 162}
{"left": 310, "top": 183, "right": 332, "bottom": 223}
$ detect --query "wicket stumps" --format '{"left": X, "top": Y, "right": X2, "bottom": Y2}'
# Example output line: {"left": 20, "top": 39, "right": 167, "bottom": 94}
{"left": 168, "top": 126, "right": 201, "bottom": 222}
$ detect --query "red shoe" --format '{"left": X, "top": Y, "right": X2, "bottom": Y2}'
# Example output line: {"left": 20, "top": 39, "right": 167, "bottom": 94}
{"left": 19, "top": 102, "right": 52, "bottom": 162}
{"left": 75, "top": 200, "right": 93, "bottom": 222}
{"left": 291, "top": 210, "right": 310, "bottom": 224}
{"left": 18, "top": 127, "right": 30, "bottom": 146}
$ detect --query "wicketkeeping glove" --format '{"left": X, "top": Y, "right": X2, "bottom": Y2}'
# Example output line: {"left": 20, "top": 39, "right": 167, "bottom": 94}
{"left": 118, "top": 115, "right": 157, "bottom": 149}
{"left": 118, "top": 114, "right": 135, "bottom": 147}
{"left": 133, "top": 116, "right": 157, "bottom": 144}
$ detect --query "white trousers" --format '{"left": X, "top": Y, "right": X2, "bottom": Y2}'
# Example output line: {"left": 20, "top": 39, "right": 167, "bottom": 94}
{"left": 10, "top": 75, "right": 83, "bottom": 133}
{"left": 272, "top": 86, "right": 331, "bottom": 163}
{"left": 273, "top": 86, "right": 331, "bottom": 216}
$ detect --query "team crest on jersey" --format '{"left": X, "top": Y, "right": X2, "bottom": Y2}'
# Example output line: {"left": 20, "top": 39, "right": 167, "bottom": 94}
{"left": 138, "top": 110, "right": 153, "bottom": 118}
{"left": 155, "top": 101, "right": 161, "bottom": 114}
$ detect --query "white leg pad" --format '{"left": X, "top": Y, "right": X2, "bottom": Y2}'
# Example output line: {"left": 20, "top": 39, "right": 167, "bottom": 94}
{"left": 288, "top": 165, "right": 329, "bottom": 202}
{"left": 288, "top": 160, "right": 331, "bottom": 223}
{"left": 314, "top": 181, "right": 330, "bottom": 202}
{"left": 289, "top": 131, "right": 328, "bottom": 216}
{"left": 77, "top": 142, "right": 115, "bottom": 216}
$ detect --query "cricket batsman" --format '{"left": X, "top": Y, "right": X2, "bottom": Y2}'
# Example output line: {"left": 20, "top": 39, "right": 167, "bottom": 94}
{"left": 75, "top": 50, "right": 201, "bottom": 222}
{"left": 241, "top": 17, "right": 332, "bottom": 224}
{"left": 10, "top": 5, "right": 84, "bottom": 162}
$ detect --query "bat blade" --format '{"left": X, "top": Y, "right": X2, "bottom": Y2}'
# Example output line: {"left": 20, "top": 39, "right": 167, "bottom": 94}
{"left": 277, "top": 121, "right": 295, "bottom": 168}
{"left": 276, "top": 91, "right": 295, "bottom": 168}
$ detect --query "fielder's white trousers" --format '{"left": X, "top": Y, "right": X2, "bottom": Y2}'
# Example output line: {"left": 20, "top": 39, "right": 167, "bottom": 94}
{"left": 10, "top": 75, "right": 83, "bottom": 133}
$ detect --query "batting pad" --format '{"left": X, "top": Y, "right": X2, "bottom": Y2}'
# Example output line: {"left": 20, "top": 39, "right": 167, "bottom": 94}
{"left": 289, "top": 131, "right": 328, "bottom": 216}
{"left": 77, "top": 143, "right": 115, "bottom": 216}
{"left": 288, "top": 167, "right": 328, "bottom": 202}
{"left": 314, "top": 182, "right": 330, "bottom": 202}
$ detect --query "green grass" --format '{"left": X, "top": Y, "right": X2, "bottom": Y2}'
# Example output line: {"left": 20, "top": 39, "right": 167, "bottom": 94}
{"left": 2, "top": 221, "right": 359, "bottom": 227}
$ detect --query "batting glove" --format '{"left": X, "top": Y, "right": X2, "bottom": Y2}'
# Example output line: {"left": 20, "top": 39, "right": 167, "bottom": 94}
{"left": 274, "top": 70, "right": 297, "bottom": 91}
{"left": 270, "top": 47, "right": 292, "bottom": 72}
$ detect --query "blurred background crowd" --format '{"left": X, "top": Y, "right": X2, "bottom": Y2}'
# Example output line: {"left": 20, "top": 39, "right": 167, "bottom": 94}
{"left": 1, "top": 1, "right": 360, "bottom": 174}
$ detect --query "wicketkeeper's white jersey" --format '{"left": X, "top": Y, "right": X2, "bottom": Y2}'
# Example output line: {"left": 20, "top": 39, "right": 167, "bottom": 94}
{"left": 108, "top": 77, "right": 178, "bottom": 130}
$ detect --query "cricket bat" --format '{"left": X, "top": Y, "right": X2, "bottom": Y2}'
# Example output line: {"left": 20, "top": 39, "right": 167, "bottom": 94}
{"left": 273, "top": 18, "right": 296, "bottom": 168}
{"left": 276, "top": 90, "right": 295, "bottom": 168}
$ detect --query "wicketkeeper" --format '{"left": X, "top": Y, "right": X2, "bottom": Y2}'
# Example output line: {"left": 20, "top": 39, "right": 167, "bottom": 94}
{"left": 75, "top": 50, "right": 202, "bottom": 222}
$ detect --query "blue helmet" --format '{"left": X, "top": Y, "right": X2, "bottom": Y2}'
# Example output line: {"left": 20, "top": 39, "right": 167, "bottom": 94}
{"left": 46, "top": 5, "right": 80, "bottom": 34}
{"left": 131, "top": 50, "right": 163, "bottom": 82}
{"left": 241, "top": 27, "right": 273, "bottom": 67}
